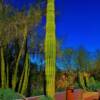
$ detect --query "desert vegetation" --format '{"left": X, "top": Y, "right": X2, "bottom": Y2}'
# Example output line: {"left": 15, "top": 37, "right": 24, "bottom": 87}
{"left": 0, "top": 0, "right": 100, "bottom": 100}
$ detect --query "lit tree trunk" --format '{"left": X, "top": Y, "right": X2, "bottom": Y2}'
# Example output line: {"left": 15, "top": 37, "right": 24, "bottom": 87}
{"left": 0, "top": 47, "right": 6, "bottom": 88}
{"left": 20, "top": 53, "right": 30, "bottom": 95}
{"left": 45, "top": 0, "right": 56, "bottom": 99}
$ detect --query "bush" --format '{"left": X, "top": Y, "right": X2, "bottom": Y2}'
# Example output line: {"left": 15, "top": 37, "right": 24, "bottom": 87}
{"left": 31, "top": 88, "right": 43, "bottom": 96}
{"left": 78, "top": 72, "right": 86, "bottom": 90}
{"left": 92, "top": 80, "right": 100, "bottom": 91}
{"left": 87, "top": 77, "right": 96, "bottom": 91}
{"left": 39, "top": 96, "right": 53, "bottom": 100}
{"left": 0, "top": 88, "right": 23, "bottom": 100}
{"left": 56, "top": 88, "right": 65, "bottom": 92}
{"left": 74, "top": 82, "right": 80, "bottom": 89}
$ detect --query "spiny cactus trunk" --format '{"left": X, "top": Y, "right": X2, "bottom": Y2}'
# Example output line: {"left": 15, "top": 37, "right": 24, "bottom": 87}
{"left": 0, "top": 47, "right": 6, "bottom": 88}
{"left": 45, "top": 0, "right": 56, "bottom": 99}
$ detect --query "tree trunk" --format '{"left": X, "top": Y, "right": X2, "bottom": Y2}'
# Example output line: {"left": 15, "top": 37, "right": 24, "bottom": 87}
{"left": 12, "top": 25, "right": 28, "bottom": 90}
{"left": 0, "top": 47, "right": 6, "bottom": 88}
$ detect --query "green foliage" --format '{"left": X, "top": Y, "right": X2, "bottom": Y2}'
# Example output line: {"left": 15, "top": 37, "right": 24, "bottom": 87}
{"left": 93, "top": 51, "right": 100, "bottom": 81}
{"left": 78, "top": 72, "right": 86, "bottom": 90}
{"left": 84, "top": 73, "right": 90, "bottom": 88}
{"left": 76, "top": 47, "right": 89, "bottom": 71}
{"left": 39, "top": 96, "right": 53, "bottom": 100}
{"left": 31, "top": 89, "right": 43, "bottom": 96}
{"left": 74, "top": 82, "right": 80, "bottom": 89}
{"left": 66, "top": 71, "right": 74, "bottom": 88}
{"left": 0, "top": 88, "right": 23, "bottom": 100}
{"left": 83, "top": 74, "right": 98, "bottom": 91}
{"left": 87, "top": 77, "right": 97, "bottom": 91}
{"left": 56, "top": 88, "right": 65, "bottom": 92}
{"left": 94, "top": 69, "right": 100, "bottom": 81}
{"left": 78, "top": 72, "right": 100, "bottom": 91}
{"left": 94, "top": 80, "right": 100, "bottom": 90}
{"left": 0, "top": 0, "right": 46, "bottom": 97}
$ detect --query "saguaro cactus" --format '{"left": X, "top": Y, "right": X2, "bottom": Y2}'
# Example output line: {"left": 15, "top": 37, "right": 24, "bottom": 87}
{"left": 45, "top": 0, "right": 56, "bottom": 99}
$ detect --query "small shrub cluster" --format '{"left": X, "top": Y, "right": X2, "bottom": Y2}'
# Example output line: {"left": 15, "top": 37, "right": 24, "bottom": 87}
{"left": 0, "top": 88, "right": 23, "bottom": 100}
{"left": 39, "top": 96, "right": 53, "bottom": 100}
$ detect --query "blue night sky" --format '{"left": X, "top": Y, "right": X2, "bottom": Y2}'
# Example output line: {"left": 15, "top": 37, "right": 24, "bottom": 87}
{"left": 56, "top": 0, "right": 100, "bottom": 51}
{"left": 7, "top": 0, "right": 100, "bottom": 52}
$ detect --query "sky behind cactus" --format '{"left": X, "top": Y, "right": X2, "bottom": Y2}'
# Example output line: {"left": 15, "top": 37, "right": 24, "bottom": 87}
{"left": 7, "top": 0, "right": 100, "bottom": 52}
{"left": 56, "top": 0, "right": 100, "bottom": 52}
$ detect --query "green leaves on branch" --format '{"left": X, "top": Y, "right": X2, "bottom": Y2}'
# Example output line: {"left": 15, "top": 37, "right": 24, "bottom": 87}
{"left": 0, "top": 88, "right": 23, "bottom": 100}
{"left": 39, "top": 96, "right": 53, "bottom": 100}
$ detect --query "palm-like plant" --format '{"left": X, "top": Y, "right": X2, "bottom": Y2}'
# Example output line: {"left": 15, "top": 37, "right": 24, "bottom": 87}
{"left": 0, "top": 1, "right": 13, "bottom": 88}
{"left": 45, "top": 0, "right": 56, "bottom": 99}
{"left": 0, "top": 0, "right": 46, "bottom": 95}
{"left": 12, "top": 6, "right": 42, "bottom": 90}
{"left": 0, "top": 1, "right": 43, "bottom": 90}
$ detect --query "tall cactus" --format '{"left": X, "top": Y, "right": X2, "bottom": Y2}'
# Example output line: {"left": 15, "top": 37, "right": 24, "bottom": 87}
{"left": 45, "top": 0, "right": 56, "bottom": 99}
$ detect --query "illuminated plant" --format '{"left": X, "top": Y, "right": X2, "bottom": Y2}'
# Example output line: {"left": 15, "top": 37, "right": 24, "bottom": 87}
{"left": 45, "top": 0, "right": 56, "bottom": 99}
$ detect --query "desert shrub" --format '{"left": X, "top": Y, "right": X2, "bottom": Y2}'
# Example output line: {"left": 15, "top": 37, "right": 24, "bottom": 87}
{"left": 56, "top": 87, "right": 65, "bottom": 92}
{"left": 87, "top": 77, "right": 96, "bottom": 91}
{"left": 74, "top": 82, "right": 80, "bottom": 89}
{"left": 95, "top": 80, "right": 100, "bottom": 90}
{"left": 39, "top": 96, "right": 53, "bottom": 100}
{"left": 0, "top": 88, "right": 23, "bottom": 100}
{"left": 78, "top": 72, "right": 86, "bottom": 90}
{"left": 31, "top": 89, "right": 43, "bottom": 96}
